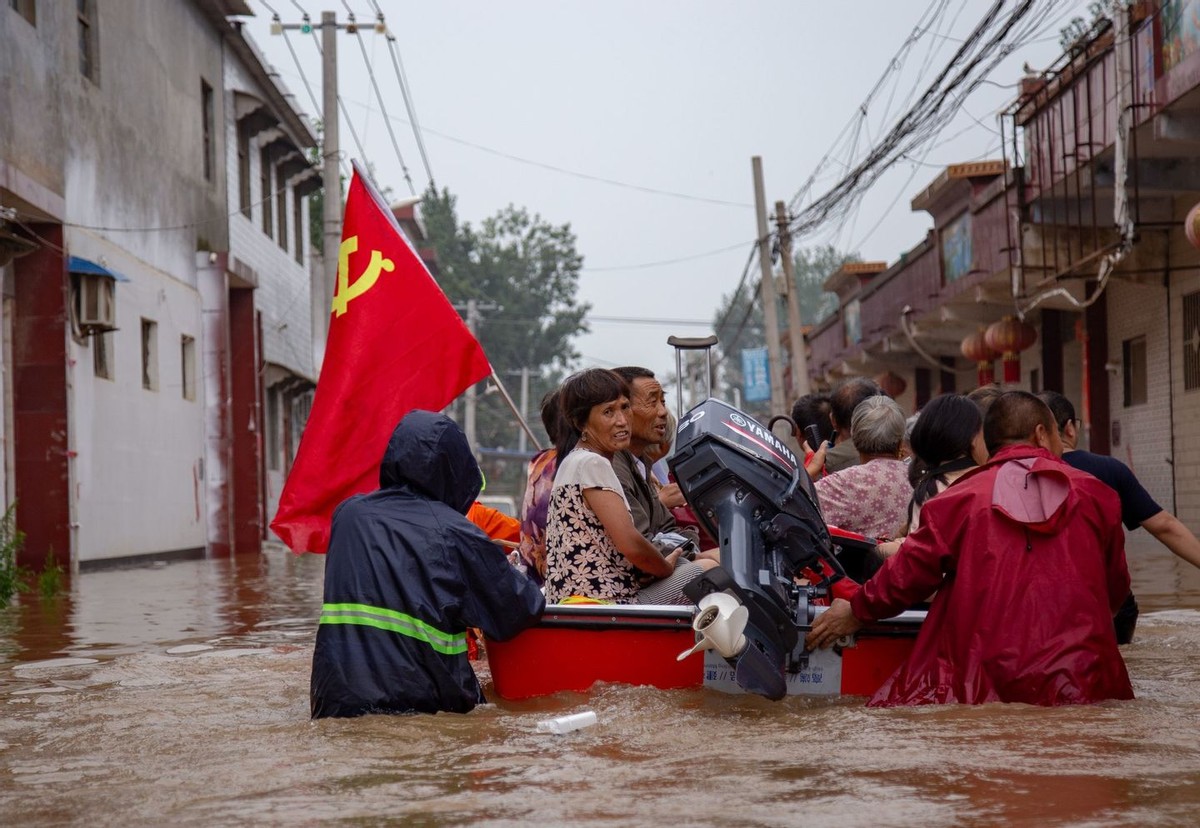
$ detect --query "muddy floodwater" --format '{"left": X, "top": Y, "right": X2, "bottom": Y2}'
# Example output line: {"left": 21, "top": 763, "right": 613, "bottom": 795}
{"left": 3, "top": 536, "right": 1200, "bottom": 827}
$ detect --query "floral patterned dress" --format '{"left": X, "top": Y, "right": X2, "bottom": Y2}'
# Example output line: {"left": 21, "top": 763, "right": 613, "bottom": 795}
{"left": 814, "top": 458, "right": 912, "bottom": 539}
{"left": 543, "top": 448, "right": 640, "bottom": 604}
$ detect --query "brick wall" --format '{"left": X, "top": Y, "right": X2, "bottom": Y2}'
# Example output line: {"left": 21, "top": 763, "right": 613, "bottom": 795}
{"left": 1107, "top": 278, "right": 1174, "bottom": 511}
{"left": 1169, "top": 228, "right": 1200, "bottom": 526}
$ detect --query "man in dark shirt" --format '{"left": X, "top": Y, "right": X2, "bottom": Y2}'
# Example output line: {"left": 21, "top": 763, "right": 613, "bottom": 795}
{"left": 824, "top": 378, "right": 885, "bottom": 474}
{"left": 1038, "top": 391, "right": 1200, "bottom": 642}
{"left": 612, "top": 366, "right": 708, "bottom": 554}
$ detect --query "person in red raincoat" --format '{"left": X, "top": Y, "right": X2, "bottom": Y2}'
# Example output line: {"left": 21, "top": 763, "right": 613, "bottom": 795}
{"left": 807, "top": 390, "right": 1133, "bottom": 707}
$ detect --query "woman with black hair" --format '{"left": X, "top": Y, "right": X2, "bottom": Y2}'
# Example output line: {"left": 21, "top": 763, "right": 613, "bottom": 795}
{"left": 543, "top": 368, "right": 713, "bottom": 604}
{"left": 874, "top": 394, "right": 987, "bottom": 559}
{"left": 906, "top": 393, "right": 989, "bottom": 532}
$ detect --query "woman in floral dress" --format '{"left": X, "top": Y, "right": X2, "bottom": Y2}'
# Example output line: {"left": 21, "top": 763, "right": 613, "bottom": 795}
{"left": 543, "top": 369, "right": 712, "bottom": 605}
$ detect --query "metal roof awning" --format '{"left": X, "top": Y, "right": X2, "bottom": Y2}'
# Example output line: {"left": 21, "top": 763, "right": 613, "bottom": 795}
{"left": 68, "top": 256, "right": 129, "bottom": 282}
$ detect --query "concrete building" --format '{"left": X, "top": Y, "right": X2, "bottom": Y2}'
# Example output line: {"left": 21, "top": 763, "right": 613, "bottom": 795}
{"left": 0, "top": 0, "right": 319, "bottom": 569}
{"left": 806, "top": 1, "right": 1200, "bottom": 523}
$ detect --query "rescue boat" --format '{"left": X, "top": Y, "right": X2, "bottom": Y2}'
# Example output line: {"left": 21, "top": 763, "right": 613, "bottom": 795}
{"left": 487, "top": 339, "right": 926, "bottom": 701}
{"left": 485, "top": 524, "right": 926, "bottom": 701}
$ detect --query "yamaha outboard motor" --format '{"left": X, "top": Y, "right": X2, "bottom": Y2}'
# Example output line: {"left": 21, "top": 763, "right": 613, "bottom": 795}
{"left": 669, "top": 398, "right": 842, "bottom": 699}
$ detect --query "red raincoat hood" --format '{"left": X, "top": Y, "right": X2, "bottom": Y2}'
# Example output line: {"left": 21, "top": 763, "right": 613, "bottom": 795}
{"left": 981, "top": 444, "right": 1074, "bottom": 535}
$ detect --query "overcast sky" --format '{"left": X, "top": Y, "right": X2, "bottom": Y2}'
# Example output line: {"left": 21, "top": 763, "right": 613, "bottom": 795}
{"left": 241, "top": 0, "right": 1093, "bottom": 388}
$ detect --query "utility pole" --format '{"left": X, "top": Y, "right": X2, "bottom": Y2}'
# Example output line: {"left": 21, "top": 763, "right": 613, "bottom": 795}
{"left": 457, "top": 298, "right": 498, "bottom": 455}
{"left": 776, "top": 200, "right": 810, "bottom": 398}
{"left": 269, "top": 11, "right": 383, "bottom": 340}
{"left": 752, "top": 157, "right": 786, "bottom": 416}
{"left": 272, "top": 12, "right": 348, "bottom": 339}
{"left": 518, "top": 366, "right": 530, "bottom": 454}
{"left": 464, "top": 298, "right": 479, "bottom": 454}
{"left": 321, "top": 11, "right": 340, "bottom": 338}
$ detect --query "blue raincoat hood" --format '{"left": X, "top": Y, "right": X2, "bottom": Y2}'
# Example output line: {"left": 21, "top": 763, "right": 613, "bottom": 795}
{"left": 379, "top": 410, "right": 481, "bottom": 514}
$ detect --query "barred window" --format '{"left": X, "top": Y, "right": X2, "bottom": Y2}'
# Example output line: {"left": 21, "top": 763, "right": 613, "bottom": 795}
{"left": 77, "top": 0, "right": 97, "bottom": 81}
{"left": 141, "top": 318, "right": 158, "bottom": 391}
{"left": 1122, "top": 335, "right": 1147, "bottom": 407}
{"left": 260, "top": 147, "right": 273, "bottom": 237}
{"left": 93, "top": 330, "right": 113, "bottom": 380}
{"left": 201, "top": 81, "right": 215, "bottom": 182}
{"left": 1184, "top": 291, "right": 1200, "bottom": 391}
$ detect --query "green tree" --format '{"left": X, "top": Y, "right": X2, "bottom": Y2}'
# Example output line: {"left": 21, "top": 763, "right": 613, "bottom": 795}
{"left": 421, "top": 186, "right": 590, "bottom": 494}
{"left": 712, "top": 243, "right": 857, "bottom": 416}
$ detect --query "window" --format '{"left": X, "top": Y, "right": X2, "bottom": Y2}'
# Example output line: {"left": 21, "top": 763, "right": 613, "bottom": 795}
{"left": 201, "top": 81, "right": 215, "bottom": 183}
{"left": 1122, "top": 335, "right": 1147, "bottom": 407}
{"left": 940, "top": 211, "right": 973, "bottom": 283}
{"left": 93, "top": 330, "right": 113, "bottom": 380}
{"left": 277, "top": 183, "right": 287, "bottom": 251}
{"left": 180, "top": 335, "right": 195, "bottom": 400}
{"left": 292, "top": 187, "right": 304, "bottom": 264}
{"left": 9, "top": 0, "right": 36, "bottom": 25}
{"left": 844, "top": 299, "right": 862, "bottom": 346}
{"left": 237, "top": 121, "right": 251, "bottom": 217}
{"left": 141, "top": 318, "right": 158, "bottom": 391}
{"left": 77, "top": 0, "right": 97, "bottom": 81}
{"left": 267, "top": 388, "right": 281, "bottom": 471}
{"left": 260, "top": 147, "right": 273, "bottom": 237}
{"left": 1184, "top": 291, "right": 1200, "bottom": 391}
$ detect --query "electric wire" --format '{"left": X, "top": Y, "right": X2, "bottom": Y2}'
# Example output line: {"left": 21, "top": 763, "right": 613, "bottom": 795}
{"left": 785, "top": 0, "right": 1058, "bottom": 245}
{"left": 787, "top": 0, "right": 954, "bottom": 213}
{"left": 718, "top": 0, "right": 1064, "bottom": 370}
{"left": 711, "top": 243, "right": 766, "bottom": 363}
{"left": 350, "top": 23, "right": 417, "bottom": 194}
{"left": 383, "top": 35, "right": 434, "bottom": 184}
{"left": 261, "top": 58, "right": 751, "bottom": 208}
{"left": 789, "top": 0, "right": 1014, "bottom": 222}
{"left": 300, "top": 18, "right": 365, "bottom": 181}
{"left": 581, "top": 240, "right": 751, "bottom": 273}
{"left": 278, "top": 26, "right": 321, "bottom": 117}
{"left": 365, "top": 0, "right": 436, "bottom": 184}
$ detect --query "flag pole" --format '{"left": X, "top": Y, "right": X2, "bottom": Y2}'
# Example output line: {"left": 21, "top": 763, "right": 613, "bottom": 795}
{"left": 488, "top": 371, "right": 544, "bottom": 452}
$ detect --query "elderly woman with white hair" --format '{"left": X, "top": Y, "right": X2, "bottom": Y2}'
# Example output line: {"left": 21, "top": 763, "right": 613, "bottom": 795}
{"left": 813, "top": 395, "right": 911, "bottom": 540}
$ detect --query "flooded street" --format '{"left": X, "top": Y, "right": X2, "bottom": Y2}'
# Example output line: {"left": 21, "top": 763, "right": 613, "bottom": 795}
{"left": 3, "top": 538, "right": 1200, "bottom": 827}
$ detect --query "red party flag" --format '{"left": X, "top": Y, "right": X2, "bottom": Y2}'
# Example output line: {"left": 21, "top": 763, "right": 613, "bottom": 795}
{"left": 271, "top": 161, "right": 491, "bottom": 553}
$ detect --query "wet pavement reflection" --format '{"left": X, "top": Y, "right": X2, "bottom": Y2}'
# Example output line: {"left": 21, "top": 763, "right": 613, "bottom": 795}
{"left": 1, "top": 534, "right": 1199, "bottom": 826}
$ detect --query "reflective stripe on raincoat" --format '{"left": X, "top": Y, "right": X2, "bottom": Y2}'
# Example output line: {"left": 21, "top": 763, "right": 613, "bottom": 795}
{"left": 310, "top": 411, "right": 545, "bottom": 718}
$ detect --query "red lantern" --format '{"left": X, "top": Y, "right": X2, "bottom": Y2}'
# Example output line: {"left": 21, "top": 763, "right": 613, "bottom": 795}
{"left": 1187, "top": 201, "right": 1200, "bottom": 251}
{"left": 961, "top": 328, "right": 1000, "bottom": 387}
{"left": 984, "top": 316, "right": 1038, "bottom": 384}
{"left": 875, "top": 370, "right": 907, "bottom": 398}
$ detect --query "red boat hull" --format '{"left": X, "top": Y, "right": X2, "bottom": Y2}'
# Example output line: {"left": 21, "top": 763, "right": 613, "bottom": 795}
{"left": 487, "top": 605, "right": 701, "bottom": 700}
{"left": 485, "top": 604, "right": 920, "bottom": 700}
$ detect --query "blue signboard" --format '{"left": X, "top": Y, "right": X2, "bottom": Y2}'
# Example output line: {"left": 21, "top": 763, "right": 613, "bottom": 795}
{"left": 741, "top": 347, "right": 770, "bottom": 402}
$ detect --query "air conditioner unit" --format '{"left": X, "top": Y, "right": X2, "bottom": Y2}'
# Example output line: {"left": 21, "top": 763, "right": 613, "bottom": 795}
{"left": 77, "top": 273, "right": 116, "bottom": 331}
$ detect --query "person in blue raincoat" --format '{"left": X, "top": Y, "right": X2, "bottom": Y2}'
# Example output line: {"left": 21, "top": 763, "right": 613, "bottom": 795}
{"left": 310, "top": 410, "right": 546, "bottom": 718}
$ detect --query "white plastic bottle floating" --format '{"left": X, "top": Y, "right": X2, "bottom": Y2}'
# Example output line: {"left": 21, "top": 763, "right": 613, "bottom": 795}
{"left": 536, "top": 710, "right": 598, "bottom": 735}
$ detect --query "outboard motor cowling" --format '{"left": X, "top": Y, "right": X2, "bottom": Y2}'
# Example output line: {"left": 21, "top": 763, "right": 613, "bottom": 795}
{"left": 669, "top": 399, "right": 844, "bottom": 700}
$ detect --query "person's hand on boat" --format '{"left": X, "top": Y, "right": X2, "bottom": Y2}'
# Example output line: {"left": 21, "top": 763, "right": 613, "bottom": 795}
{"left": 876, "top": 538, "right": 903, "bottom": 559}
{"left": 656, "top": 482, "right": 686, "bottom": 509}
{"left": 805, "top": 598, "right": 866, "bottom": 649}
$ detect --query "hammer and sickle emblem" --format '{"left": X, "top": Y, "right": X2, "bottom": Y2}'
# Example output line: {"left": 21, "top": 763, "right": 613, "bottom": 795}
{"left": 332, "top": 235, "right": 395, "bottom": 317}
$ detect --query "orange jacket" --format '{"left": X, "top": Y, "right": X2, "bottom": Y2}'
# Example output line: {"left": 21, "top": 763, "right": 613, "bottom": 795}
{"left": 467, "top": 502, "right": 521, "bottom": 544}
